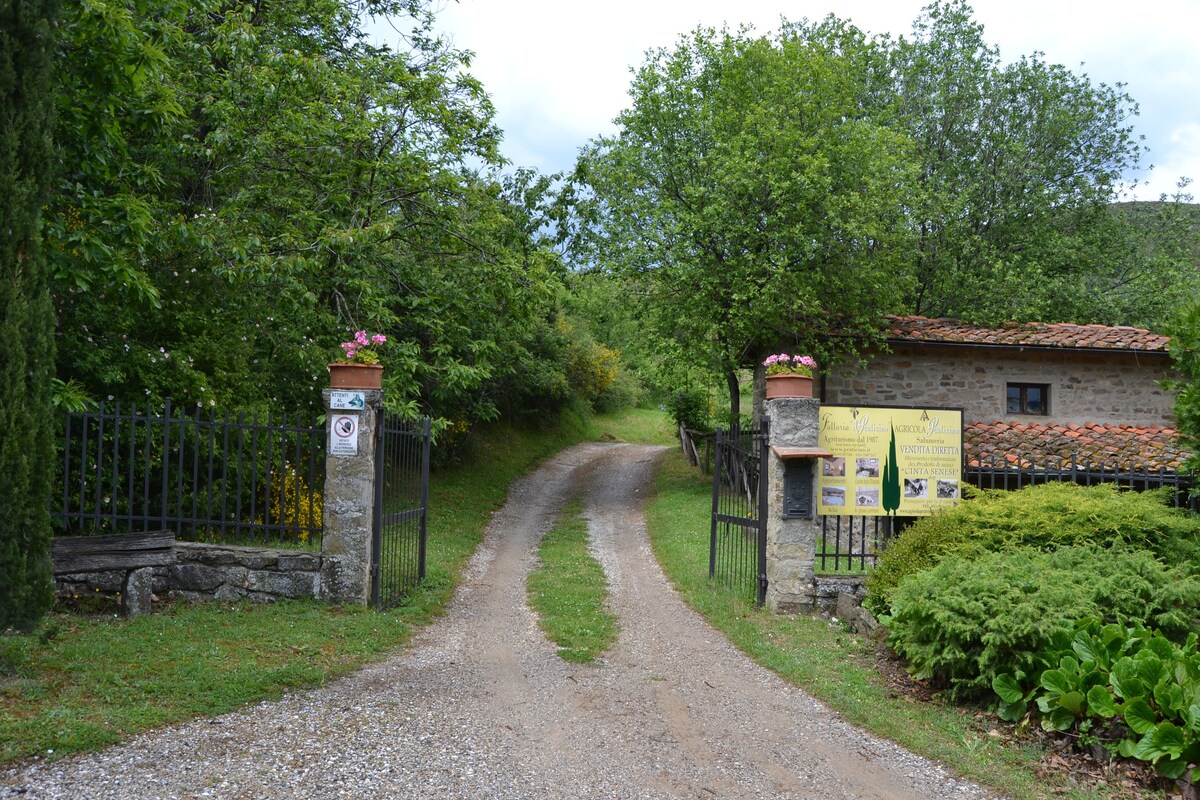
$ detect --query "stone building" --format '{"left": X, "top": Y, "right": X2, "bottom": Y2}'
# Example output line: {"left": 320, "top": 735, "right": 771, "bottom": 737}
{"left": 820, "top": 315, "right": 1188, "bottom": 470}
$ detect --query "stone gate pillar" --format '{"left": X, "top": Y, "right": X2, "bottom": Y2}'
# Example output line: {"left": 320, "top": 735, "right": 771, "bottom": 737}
{"left": 763, "top": 397, "right": 829, "bottom": 614}
{"left": 320, "top": 388, "right": 383, "bottom": 604}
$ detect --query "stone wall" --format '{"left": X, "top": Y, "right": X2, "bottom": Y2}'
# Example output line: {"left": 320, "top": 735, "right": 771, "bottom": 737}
{"left": 823, "top": 344, "right": 1174, "bottom": 426}
{"left": 812, "top": 574, "right": 866, "bottom": 613}
{"left": 55, "top": 542, "right": 323, "bottom": 606}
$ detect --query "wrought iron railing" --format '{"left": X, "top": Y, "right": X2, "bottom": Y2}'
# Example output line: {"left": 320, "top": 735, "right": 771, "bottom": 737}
{"left": 965, "top": 453, "right": 1196, "bottom": 511}
{"left": 710, "top": 422, "right": 769, "bottom": 605}
{"left": 372, "top": 414, "right": 431, "bottom": 609}
{"left": 54, "top": 400, "right": 325, "bottom": 547}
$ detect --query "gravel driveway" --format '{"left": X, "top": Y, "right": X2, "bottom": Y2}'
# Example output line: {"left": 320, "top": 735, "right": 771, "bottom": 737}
{"left": 3, "top": 442, "right": 1001, "bottom": 799}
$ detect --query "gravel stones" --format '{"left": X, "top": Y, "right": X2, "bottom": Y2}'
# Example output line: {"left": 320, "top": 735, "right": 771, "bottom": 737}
{"left": 3, "top": 443, "right": 1002, "bottom": 800}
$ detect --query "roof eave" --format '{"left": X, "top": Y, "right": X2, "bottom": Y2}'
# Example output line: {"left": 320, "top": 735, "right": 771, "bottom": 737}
{"left": 885, "top": 338, "right": 1172, "bottom": 358}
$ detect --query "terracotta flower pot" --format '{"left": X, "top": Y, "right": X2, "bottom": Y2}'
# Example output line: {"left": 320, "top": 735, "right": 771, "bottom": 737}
{"left": 328, "top": 362, "right": 383, "bottom": 390}
{"left": 765, "top": 373, "right": 813, "bottom": 399}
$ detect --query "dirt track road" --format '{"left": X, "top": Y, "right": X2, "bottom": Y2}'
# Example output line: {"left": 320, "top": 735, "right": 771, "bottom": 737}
{"left": 3, "top": 441, "right": 999, "bottom": 799}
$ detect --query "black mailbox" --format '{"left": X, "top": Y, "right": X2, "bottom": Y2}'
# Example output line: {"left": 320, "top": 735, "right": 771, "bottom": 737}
{"left": 782, "top": 459, "right": 814, "bottom": 519}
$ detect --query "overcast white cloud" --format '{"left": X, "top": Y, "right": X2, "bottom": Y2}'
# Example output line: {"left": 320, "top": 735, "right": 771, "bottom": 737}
{"left": 377, "top": 1, "right": 1199, "bottom": 200}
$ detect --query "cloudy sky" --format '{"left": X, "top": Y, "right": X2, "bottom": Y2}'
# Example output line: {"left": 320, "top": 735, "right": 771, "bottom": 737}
{"left": 376, "top": 1, "right": 1199, "bottom": 201}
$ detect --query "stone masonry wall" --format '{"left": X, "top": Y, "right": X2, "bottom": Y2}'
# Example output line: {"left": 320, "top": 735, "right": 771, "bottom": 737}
{"left": 823, "top": 345, "right": 1174, "bottom": 426}
{"left": 55, "top": 542, "right": 322, "bottom": 605}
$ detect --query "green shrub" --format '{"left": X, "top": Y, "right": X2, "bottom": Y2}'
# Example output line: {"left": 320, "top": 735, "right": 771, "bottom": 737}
{"left": 591, "top": 365, "right": 645, "bottom": 413}
{"left": 665, "top": 388, "right": 712, "bottom": 433}
{"left": 886, "top": 544, "right": 1200, "bottom": 702}
{"left": 865, "top": 482, "right": 1200, "bottom": 616}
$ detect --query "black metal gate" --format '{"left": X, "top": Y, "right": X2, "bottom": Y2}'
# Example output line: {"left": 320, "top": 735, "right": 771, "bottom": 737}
{"left": 709, "top": 420, "right": 770, "bottom": 606}
{"left": 371, "top": 414, "right": 431, "bottom": 609}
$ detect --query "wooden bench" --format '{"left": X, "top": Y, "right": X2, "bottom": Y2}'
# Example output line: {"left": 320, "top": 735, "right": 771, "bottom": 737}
{"left": 52, "top": 531, "right": 176, "bottom": 616}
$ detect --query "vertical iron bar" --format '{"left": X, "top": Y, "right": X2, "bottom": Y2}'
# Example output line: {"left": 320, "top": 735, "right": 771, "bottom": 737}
{"left": 205, "top": 408, "right": 217, "bottom": 539}
{"left": 93, "top": 407, "right": 105, "bottom": 531}
{"left": 291, "top": 414, "right": 303, "bottom": 544}
{"left": 219, "top": 409, "right": 231, "bottom": 538}
{"left": 371, "top": 408, "right": 384, "bottom": 608}
{"left": 160, "top": 398, "right": 171, "bottom": 531}
{"left": 141, "top": 403, "right": 153, "bottom": 531}
{"left": 756, "top": 422, "right": 768, "bottom": 607}
{"left": 234, "top": 411, "right": 246, "bottom": 541}
{"left": 190, "top": 406, "right": 201, "bottom": 538}
{"left": 125, "top": 404, "right": 136, "bottom": 530}
{"left": 173, "top": 403, "right": 184, "bottom": 536}
{"left": 109, "top": 405, "right": 120, "bottom": 524}
{"left": 709, "top": 428, "right": 722, "bottom": 580}
{"left": 252, "top": 411, "right": 264, "bottom": 541}
{"left": 419, "top": 416, "right": 431, "bottom": 581}
{"left": 60, "top": 409, "right": 73, "bottom": 530}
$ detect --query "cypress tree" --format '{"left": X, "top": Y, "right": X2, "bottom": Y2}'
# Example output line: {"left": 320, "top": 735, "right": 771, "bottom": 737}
{"left": 881, "top": 423, "right": 901, "bottom": 518}
{"left": 0, "top": 0, "right": 59, "bottom": 631}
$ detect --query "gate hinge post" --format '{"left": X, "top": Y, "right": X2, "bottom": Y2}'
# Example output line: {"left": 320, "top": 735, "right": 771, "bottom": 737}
{"left": 319, "top": 387, "right": 384, "bottom": 606}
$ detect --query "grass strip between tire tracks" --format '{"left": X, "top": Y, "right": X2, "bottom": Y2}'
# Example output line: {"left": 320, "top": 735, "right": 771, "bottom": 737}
{"left": 527, "top": 499, "right": 618, "bottom": 664}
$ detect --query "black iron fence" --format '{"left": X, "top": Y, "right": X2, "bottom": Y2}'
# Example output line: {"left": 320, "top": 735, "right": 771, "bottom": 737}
{"left": 816, "top": 515, "right": 913, "bottom": 574}
{"left": 815, "top": 454, "right": 1197, "bottom": 574}
{"left": 372, "top": 414, "right": 431, "bottom": 609}
{"left": 709, "top": 422, "right": 769, "bottom": 606}
{"left": 54, "top": 401, "right": 325, "bottom": 547}
{"left": 965, "top": 453, "right": 1197, "bottom": 511}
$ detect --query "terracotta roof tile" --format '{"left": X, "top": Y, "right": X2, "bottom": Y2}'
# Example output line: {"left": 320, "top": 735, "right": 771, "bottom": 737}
{"left": 965, "top": 421, "right": 1188, "bottom": 471}
{"left": 885, "top": 315, "right": 1171, "bottom": 352}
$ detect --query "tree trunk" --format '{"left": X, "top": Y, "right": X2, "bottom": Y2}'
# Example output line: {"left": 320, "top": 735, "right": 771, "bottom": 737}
{"left": 725, "top": 367, "right": 740, "bottom": 431}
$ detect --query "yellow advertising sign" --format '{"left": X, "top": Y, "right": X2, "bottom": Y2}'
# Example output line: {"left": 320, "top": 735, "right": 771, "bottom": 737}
{"left": 816, "top": 405, "right": 963, "bottom": 516}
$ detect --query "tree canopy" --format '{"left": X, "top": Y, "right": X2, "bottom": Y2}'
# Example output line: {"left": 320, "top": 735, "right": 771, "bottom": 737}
{"left": 46, "top": 0, "right": 601, "bottom": 433}
{"left": 882, "top": 2, "right": 1193, "bottom": 325}
{"left": 569, "top": 1, "right": 1197, "bottom": 412}
{"left": 573, "top": 24, "right": 917, "bottom": 414}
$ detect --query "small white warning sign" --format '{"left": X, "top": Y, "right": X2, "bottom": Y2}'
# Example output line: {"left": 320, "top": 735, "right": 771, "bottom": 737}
{"left": 330, "top": 414, "right": 359, "bottom": 456}
{"left": 329, "top": 391, "right": 366, "bottom": 410}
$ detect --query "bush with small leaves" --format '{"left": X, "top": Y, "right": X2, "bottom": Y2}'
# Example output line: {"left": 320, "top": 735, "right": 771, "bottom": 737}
{"left": 865, "top": 482, "right": 1200, "bottom": 617}
{"left": 886, "top": 544, "right": 1200, "bottom": 702}
{"left": 665, "top": 388, "right": 713, "bottom": 434}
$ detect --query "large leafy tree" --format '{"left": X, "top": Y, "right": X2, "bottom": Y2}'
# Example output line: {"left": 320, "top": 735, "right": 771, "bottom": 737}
{"left": 0, "top": 0, "right": 58, "bottom": 630}
{"left": 1169, "top": 302, "right": 1200, "bottom": 474}
{"left": 48, "top": 1, "right": 574, "bottom": 427}
{"left": 574, "top": 25, "right": 917, "bottom": 418}
{"left": 883, "top": 1, "right": 1193, "bottom": 325}
{"left": 571, "top": 2, "right": 1196, "bottom": 415}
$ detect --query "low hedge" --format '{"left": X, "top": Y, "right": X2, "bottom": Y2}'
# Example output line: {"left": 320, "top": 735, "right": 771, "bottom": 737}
{"left": 885, "top": 544, "right": 1200, "bottom": 702}
{"left": 865, "top": 482, "right": 1200, "bottom": 617}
